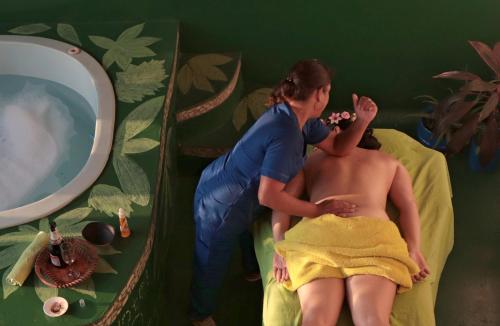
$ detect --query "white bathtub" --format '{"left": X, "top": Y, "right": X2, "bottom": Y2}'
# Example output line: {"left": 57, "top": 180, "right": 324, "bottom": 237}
{"left": 0, "top": 35, "right": 115, "bottom": 229}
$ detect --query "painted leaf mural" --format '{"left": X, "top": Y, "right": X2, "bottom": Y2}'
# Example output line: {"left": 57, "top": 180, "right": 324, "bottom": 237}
{"left": 95, "top": 257, "right": 118, "bottom": 274}
{"left": 113, "top": 154, "right": 150, "bottom": 206}
{"left": 0, "top": 230, "right": 37, "bottom": 247}
{"left": 114, "top": 96, "right": 165, "bottom": 149}
{"left": 233, "top": 99, "right": 248, "bottom": 131}
{"left": 177, "top": 64, "right": 194, "bottom": 95}
{"left": 71, "top": 278, "right": 97, "bottom": 299}
{"left": 116, "top": 60, "right": 168, "bottom": 103}
{"left": 34, "top": 277, "right": 58, "bottom": 302}
{"left": 8, "top": 23, "right": 51, "bottom": 35}
{"left": 247, "top": 88, "right": 272, "bottom": 119}
{"left": 57, "top": 23, "right": 82, "bottom": 46}
{"left": 0, "top": 244, "right": 29, "bottom": 271}
{"left": 232, "top": 88, "right": 272, "bottom": 130}
{"left": 2, "top": 266, "right": 16, "bottom": 299}
{"left": 53, "top": 207, "right": 93, "bottom": 227}
{"left": 89, "top": 23, "right": 160, "bottom": 70}
{"left": 96, "top": 245, "right": 122, "bottom": 256}
{"left": 177, "top": 54, "right": 232, "bottom": 94}
{"left": 88, "top": 184, "right": 133, "bottom": 217}
{"left": 122, "top": 138, "right": 160, "bottom": 154}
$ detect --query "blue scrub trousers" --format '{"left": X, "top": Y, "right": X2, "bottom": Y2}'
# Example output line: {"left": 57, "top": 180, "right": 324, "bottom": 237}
{"left": 190, "top": 160, "right": 260, "bottom": 319}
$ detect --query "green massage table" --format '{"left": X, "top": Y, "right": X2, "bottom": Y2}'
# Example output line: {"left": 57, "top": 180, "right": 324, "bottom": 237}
{"left": 254, "top": 129, "right": 454, "bottom": 326}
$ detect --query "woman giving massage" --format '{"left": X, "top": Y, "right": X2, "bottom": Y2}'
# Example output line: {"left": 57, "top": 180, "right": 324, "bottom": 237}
{"left": 190, "top": 59, "right": 377, "bottom": 326}
{"left": 272, "top": 113, "right": 431, "bottom": 326}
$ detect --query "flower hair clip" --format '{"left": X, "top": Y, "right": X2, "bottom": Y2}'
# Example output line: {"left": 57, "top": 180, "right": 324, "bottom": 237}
{"left": 325, "top": 111, "right": 357, "bottom": 128}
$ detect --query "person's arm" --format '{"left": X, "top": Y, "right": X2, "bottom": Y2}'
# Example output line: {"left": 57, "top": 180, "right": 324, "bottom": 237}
{"left": 272, "top": 171, "right": 305, "bottom": 283}
{"left": 316, "top": 94, "right": 378, "bottom": 156}
{"left": 389, "top": 162, "right": 430, "bottom": 282}
{"left": 258, "top": 176, "right": 355, "bottom": 218}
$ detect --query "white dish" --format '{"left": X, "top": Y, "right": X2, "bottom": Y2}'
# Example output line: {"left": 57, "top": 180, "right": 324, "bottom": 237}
{"left": 43, "top": 296, "right": 68, "bottom": 317}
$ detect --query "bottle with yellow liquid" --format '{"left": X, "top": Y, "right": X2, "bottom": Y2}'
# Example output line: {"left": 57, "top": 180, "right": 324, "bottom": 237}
{"left": 118, "top": 208, "right": 131, "bottom": 238}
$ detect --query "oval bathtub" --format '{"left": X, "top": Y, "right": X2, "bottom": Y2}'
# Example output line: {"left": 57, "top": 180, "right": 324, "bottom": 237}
{"left": 0, "top": 35, "right": 115, "bottom": 229}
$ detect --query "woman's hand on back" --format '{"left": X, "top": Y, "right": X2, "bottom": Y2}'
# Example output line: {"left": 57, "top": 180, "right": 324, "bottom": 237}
{"left": 316, "top": 199, "right": 356, "bottom": 217}
{"left": 352, "top": 93, "right": 378, "bottom": 124}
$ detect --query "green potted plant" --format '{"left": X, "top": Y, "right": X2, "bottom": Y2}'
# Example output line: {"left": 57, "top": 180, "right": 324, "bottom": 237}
{"left": 429, "top": 40, "right": 499, "bottom": 170}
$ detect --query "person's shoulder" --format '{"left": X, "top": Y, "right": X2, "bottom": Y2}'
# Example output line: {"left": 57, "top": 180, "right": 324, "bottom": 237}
{"left": 361, "top": 148, "right": 398, "bottom": 164}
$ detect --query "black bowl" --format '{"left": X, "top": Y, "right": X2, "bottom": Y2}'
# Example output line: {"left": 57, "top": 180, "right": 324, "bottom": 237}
{"left": 82, "top": 222, "right": 115, "bottom": 246}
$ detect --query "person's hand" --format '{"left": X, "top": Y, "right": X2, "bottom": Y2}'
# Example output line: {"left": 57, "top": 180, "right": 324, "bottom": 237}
{"left": 409, "top": 249, "right": 430, "bottom": 283}
{"left": 316, "top": 199, "right": 356, "bottom": 217}
{"left": 352, "top": 93, "right": 378, "bottom": 124}
{"left": 273, "top": 253, "right": 289, "bottom": 283}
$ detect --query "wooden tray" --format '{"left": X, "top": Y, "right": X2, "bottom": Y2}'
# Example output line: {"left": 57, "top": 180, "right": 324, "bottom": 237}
{"left": 34, "top": 238, "right": 98, "bottom": 288}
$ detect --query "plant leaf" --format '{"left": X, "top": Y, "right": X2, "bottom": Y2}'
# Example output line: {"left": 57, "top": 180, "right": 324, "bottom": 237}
{"left": 433, "top": 71, "right": 480, "bottom": 81}
{"left": 70, "top": 278, "right": 96, "bottom": 299}
{"left": 18, "top": 225, "right": 38, "bottom": 233}
{"left": 39, "top": 218, "right": 49, "bottom": 233}
{"left": 115, "top": 51, "right": 133, "bottom": 70}
{"left": 478, "top": 93, "right": 499, "bottom": 122}
{"left": 493, "top": 42, "right": 500, "bottom": 62}
{"left": 8, "top": 23, "right": 51, "bottom": 35}
{"left": 120, "top": 37, "right": 160, "bottom": 47}
{"left": 116, "top": 60, "right": 167, "bottom": 103}
{"left": 435, "top": 97, "right": 479, "bottom": 138}
{"left": 469, "top": 40, "right": 500, "bottom": 78}
{"left": 95, "top": 245, "right": 121, "bottom": 256}
{"left": 447, "top": 113, "right": 480, "bottom": 154}
{"left": 59, "top": 221, "right": 93, "bottom": 238}
{"left": 88, "top": 184, "right": 133, "bottom": 217}
{"left": 89, "top": 35, "right": 116, "bottom": 50}
{"left": 467, "top": 79, "right": 496, "bottom": 92}
{"left": 34, "top": 276, "right": 58, "bottom": 302}
{"left": 233, "top": 99, "right": 248, "bottom": 131}
{"left": 192, "top": 73, "right": 215, "bottom": 92}
{"left": 118, "top": 23, "right": 144, "bottom": 41}
{"left": 190, "top": 63, "right": 227, "bottom": 81}
{"left": 122, "top": 138, "right": 160, "bottom": 154}
{"left": 114, "top": 96, "right": 165, "bottom": 147}
{"left": 177, "top": 64, "right": 193, "bottom": 95}
{"left": 54, "top": 207, "right": 93, "bottom": 227}
{"left": 95, "top": 257, "right": 118, "bottom": 274}
{"left": 113, "top": 155, "right": 150, "bottom": 206}
{"left": 0, "top": 231, "right": 37, "bottom": 247}
{"left": 2, "top": 266, "right": 18, "bottom": 299}
{"left": 190, "top": 54, "right": 232, "bottom": 66}
{"left": 434, "top": 92, "right": 464, "bottom": 121}
{"left": 57, "top": 23, "right": 81, "bottom": 46}
{"left": 248, "top": 88, "right": 272, "bottom": 119}
{"left": 478, "top": 115, "right": 498, "bottom": 166}
{"left": 0, "top": 243, "right": 29, "bottom": 270}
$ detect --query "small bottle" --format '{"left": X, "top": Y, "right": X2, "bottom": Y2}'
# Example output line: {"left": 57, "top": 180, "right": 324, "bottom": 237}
{"left": 118, "top": 208, "right": 131, "bottom": 238}
{"left": 48, "top": 221, "right": 66, "bottom": 268}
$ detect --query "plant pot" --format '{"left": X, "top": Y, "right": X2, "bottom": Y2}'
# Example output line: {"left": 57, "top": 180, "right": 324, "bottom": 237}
{"left": 416, "top": 117, "right": 447, "bottom": 151}
{"left": 468, "top": 138, "right": 499, "bottom": 172}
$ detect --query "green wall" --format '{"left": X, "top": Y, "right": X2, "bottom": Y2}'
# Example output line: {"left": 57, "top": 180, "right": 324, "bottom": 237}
{"left": 3, "top": 1, "right": 499, "bottom": 111}
{"left": 157, "top": 0, "right": 500, "bottom": 110}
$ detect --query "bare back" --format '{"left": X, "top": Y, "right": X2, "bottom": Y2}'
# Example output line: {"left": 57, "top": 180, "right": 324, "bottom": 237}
{"left": 304, "top": 147, "right": 399, "bottom": 219}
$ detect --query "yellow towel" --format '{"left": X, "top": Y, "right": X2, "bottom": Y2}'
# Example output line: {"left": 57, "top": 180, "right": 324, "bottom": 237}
{"left": 275, "top": 214, "right": 419, "bottom": 293}
{"left": 7, "top": 231, "right": 49, "bottom": 286}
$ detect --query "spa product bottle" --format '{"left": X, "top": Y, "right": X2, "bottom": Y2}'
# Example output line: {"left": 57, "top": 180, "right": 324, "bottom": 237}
{"left": 118, "top": 208, "right": 131, "bottom": 238}
{"left": 48, "top": 221, "right": 66, "bottom": 268}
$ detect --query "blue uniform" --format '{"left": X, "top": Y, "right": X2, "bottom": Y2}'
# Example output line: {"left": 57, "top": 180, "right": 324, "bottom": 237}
{"left": 191, "top": 103, "right": 330, "bottom": 318}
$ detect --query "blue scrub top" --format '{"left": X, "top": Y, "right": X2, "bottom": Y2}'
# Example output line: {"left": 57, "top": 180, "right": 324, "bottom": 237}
{"left": 195, "top": 102, "right": 330, "bottom": 231}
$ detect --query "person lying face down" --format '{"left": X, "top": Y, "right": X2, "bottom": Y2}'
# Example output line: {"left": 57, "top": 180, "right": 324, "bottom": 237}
{"left": 272, "top": 114, "right": 430, "bottom": 326}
